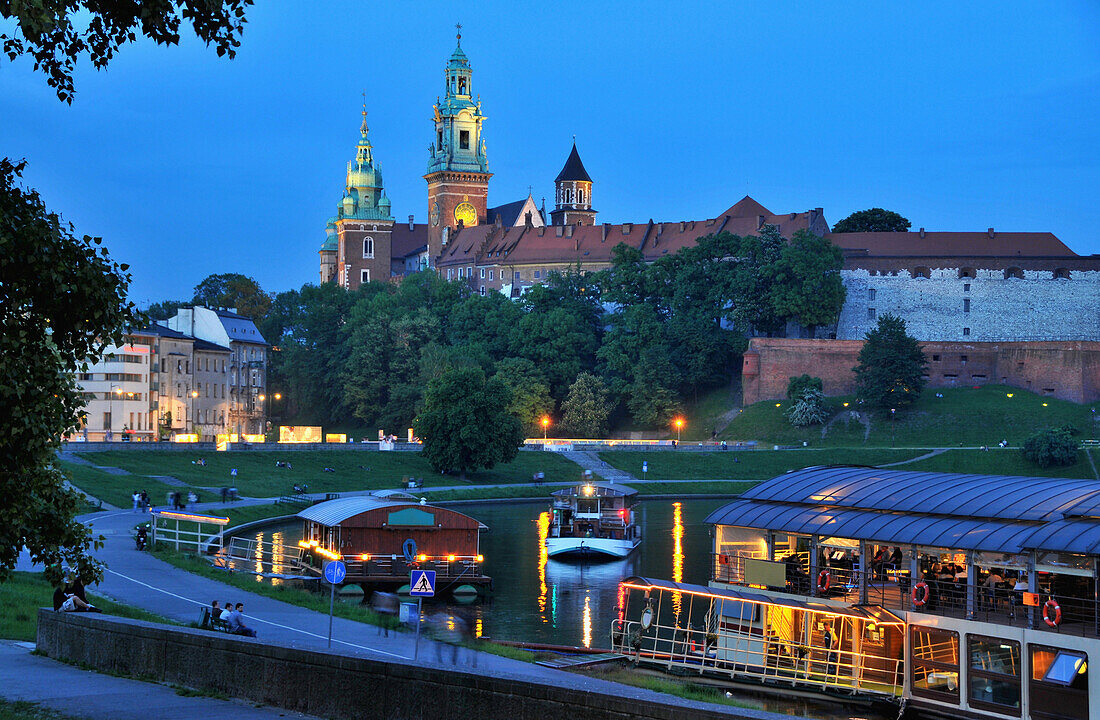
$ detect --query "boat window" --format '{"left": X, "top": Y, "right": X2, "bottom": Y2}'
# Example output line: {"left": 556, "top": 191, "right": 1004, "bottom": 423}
{"left": 577, "top": 499, "right": 598, "bottom": 514}
{"left": 1029, "top": 644, "right": 1088, "bottom": 720}
{"left": 967, "top": 635, "right": 1021, "bottom": 715}
{"left": 911, "top": 626, "right": 960, "bottom": 702}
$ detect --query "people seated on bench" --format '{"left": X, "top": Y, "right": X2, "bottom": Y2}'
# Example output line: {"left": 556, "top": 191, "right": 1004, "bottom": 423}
{"left": 220, "top": 600, "right": 233, "bottom": 622}
{"left": 225, "top": 603, "right": 257, "bottom": 637}
{"left": 200, "top": 600, "right": 220, "bottom": 629}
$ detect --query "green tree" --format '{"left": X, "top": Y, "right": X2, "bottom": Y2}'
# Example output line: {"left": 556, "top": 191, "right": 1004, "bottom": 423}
{"left": 786, "top": 374, "right": 823, "bottom": 401}
{"left": 769, "top": 230, "right": 846, "bottom": 336}
{"left": 831, "top": 208, "right": 911, "bottom": 233}
{"left": 785, "top": 388, "right": 829, "bottom": 427}
{"left": 414, "top": 367, "right": 524, "bottom": 480}
{"left": 0, "top": 159, "right": 141, "bottom": 584}
{"left": 2, "top": 0, "right": 252, "bottom": 103}
{"left": 1022, "top": 427, "right": 1078, "bottom": 468}
{"left": 191, "top": 272, "right": 271, "bottom": 320}
{"left": 854, "top": 314, "right": 927, "bottom": 409}
{"left": 560, "top": 373, "right": 612, "bottom": 438}
{"left": 492, "top": 358, "right": 553, "bottom": 436}
{"left": 145, "top": 299, "right": 188, "bottom": 321}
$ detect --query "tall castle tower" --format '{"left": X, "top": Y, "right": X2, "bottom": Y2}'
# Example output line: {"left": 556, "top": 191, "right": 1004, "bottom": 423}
{"left": 425, "top": 27, "right": 491, "bottom": 266}
{"left": 550, "top": 140, "right": 596, "bottom": 226}
{"left": 326, "top": 103, "right": 394, "bottom": 290}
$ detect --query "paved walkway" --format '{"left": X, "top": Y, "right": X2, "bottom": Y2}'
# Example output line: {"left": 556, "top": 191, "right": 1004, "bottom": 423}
{"left": 0, "top": 641, "right": 322, "bottom": 719}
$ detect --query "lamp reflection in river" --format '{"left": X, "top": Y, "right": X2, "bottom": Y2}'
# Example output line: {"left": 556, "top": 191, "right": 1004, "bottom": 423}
{"left": 672, "top": 502, "right": 684, "bottom": 617}
{"left": 583, "top": 593, "right": 592, "bottom": 648}
{"left": 537, "top": 511, "right": 549, "bottom": 618}
{"left": 254, "top": 531, "right": 264, "bottom": 581}
{"left": 271, "top": 531, "right": 284, "bottom": 587}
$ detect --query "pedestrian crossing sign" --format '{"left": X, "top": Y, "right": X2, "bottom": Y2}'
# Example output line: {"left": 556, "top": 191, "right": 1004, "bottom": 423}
{"left": 410, "top": 569, "right": 436, "bottom": 597}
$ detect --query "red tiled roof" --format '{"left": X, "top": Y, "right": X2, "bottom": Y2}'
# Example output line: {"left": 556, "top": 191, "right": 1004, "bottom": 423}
{"left": 391, "top": 223, "right": 429, "bottom": 259}
{"left": 826, "top": 231, "right": 1076, "bottom": 258}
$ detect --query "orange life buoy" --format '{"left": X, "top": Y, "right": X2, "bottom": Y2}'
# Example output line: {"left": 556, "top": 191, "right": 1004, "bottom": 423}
{"left": 817, "top": 570, "right": 831, "bottom": 592}
{"left": 912, "top": 581, "right": 930, "bottom": 607}
{"left": 1043, "top": 599, "right": 1062, "bottom": 628}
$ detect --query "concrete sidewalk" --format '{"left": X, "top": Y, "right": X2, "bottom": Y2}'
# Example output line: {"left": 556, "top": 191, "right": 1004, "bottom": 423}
{"left": 0, "top": 641, "right": 322, "bottom": 719}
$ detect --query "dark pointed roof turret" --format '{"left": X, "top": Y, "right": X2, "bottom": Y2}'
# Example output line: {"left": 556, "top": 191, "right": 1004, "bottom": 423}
{"left": 555, "top": 141, "right": 592, "bottom": 183}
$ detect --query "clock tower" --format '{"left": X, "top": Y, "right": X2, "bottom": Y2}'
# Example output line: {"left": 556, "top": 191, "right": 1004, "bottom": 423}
{"left": 425, "top": 27, "right": 491, "bottom": 266}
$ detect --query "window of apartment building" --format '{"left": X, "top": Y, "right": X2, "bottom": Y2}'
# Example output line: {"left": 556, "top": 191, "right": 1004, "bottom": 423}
{"left": 177, "top": 360, "right": 182, "bottom": 373}
{"left": 363, "top": 237, "right": 374, "bottom": 258}
{"left": 1029, "top": 645, "right": 1088, "bottom": 720}
{"left": 932, "top": 354, "right": 941, "bottom": 362}
{"left": 963, "top": 298, "right": 971, "bottom": 313}
{"left": 963, "top": 327, "right": 971, "bottom": 336}
{"left": 960, "top": 355, "right": 968, "bottom": 365}
{"left": 361, "top": 269, "right": 370, "bottom": 284}
{"left": 489, "top": 270, "right": 494, "bottom": 280}
{"left": 185, "top": 360, "right": 190, "bottom": 373}
{"left": 514, "top": 271, "right": 521, "bottom": 280}
{"left": 459, "top": 130, "right": 470, "bottom": 149}
{"left": 911, "top": 626, "right": 959, "bottom": 702}
{"left": 534, "top": 270, "right": 541, "bottom": 279}
{"left": 867, "top": 307, "right": 876, "bottom": 320}
{"left": 480, "top": 268, "right": 486, "bottom": 279}
{"left": 176, "top": 383, "right": 182, "bottom": 398}
{"left": 222, "top": 384, "right": 227, "bottom": 397}
{"left": 448, "top": 268, "right": 454, "bottom": 280}
{"left": 129, "top": 412, "right": 135, "bottom": 429}
{"left": 964, "top": 283, "right": 971, "bottom": 292}
{"left": 479, "top": 286, "right": 486, "bottom": 296}
{"left": 103, "top": 412, "right": 111, "bottom": 431}
{"left": 868, "top": 288, "right": 876, "bottom": 301}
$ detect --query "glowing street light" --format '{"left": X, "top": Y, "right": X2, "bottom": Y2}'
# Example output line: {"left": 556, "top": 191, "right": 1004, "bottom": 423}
{"left": 190, "top": 389, "right": 199, "bottom": 437}
{"left": 541, "top": 416, "right": 550, "bottom": 440}
{"left": 674, "top": 417, "right": 684, "bottom": 443}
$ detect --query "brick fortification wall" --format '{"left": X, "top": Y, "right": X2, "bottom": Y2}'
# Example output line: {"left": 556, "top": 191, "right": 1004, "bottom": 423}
{"left": 837, "top": 267, "right": 1100, "bottom": 342}
{"left": 36, "top": 611, "right": 760, "bottom": 720}
{"left": 742, "top": 339, "right": 1100, "bottom": 405}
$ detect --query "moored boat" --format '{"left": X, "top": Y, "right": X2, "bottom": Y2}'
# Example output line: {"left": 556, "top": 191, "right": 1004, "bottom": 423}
{"left": 546, "top": 483, "right": 641, "bottom": 559}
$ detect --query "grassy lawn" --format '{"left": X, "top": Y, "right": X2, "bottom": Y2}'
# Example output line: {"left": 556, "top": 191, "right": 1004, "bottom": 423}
{"left": 722, "top": 385, "right": 1099, "bottom": 447}
{"left": 0, "top": 572, "right": 175, "bottom": 642}
{"left": 59, "top": 463, "right": 195, "bottom": 510}
{"left": 903, "top": 448, "right": 1099, "bottom": 479}
{"left": 66, "top": 449, "right": 583, "bottom": 500}
{"left": 598, "top": 448, "right": 924, "bottom": 481}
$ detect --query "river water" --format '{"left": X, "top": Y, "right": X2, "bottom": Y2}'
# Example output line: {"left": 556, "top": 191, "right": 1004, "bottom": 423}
{"left": 232, "top": 498, "right": 888, "bottom": 720}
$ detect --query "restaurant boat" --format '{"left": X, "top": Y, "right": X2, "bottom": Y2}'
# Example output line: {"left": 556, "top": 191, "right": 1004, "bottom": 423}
{"left": 546, "top": 482, "right": 641, "bottom": 559}
{"left": 612, "top": 467, "right": 1099, "bottom": 720}
{"left": 296, "top": 494, "right": 490, "bottom": 597}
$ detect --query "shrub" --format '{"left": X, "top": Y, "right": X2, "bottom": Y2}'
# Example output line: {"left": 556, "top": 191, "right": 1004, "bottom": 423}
{"left": 785, "top": 388, "right": 829, "bottom": 427}
{"left": 1022, "top": 427, "right": 1078, "bottom": 468}
{"left": 786, "top": 375, "right": 823, "bottom": 402}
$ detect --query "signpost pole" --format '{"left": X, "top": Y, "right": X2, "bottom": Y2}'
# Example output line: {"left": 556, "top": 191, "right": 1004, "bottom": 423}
{"left": 328, "top": 579, "right": 335, "bottom": 648}
{"left": 414, "top": 597, "right": 422, "bottom": 660}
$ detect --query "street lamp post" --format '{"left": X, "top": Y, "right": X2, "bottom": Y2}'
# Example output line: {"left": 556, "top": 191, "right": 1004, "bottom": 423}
{"left": 541, "top": 416, "right": 550, "bottom": 441}
{"left": 108, "top": 384, "right": 119, "bottom": 441}
{"left": 674, "top": 418, "right": 684, "bottom": 443}
{"left": 190, "top": 390, "right": 199, "bottom": 437}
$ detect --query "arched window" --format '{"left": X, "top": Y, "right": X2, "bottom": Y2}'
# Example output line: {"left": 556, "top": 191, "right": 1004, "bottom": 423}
{"left": 1004, "top": 267, "right": 1024, "bottom": 280}
{"left": 958, "top": 267, "right": 976, "bottom": 279}
{"left": 363, "top": 237, "right": 374, "bottom": 258}
{"left": 577, "top": 188, "right": 585, "bottom": 205}
{"left": 1053, "top": 268, "right": 1071, "bottom": 279}
{"left": 458, "top": 77, "right": 467, "bottom": 95}
{"left": 912, "top": 266, "right": 931, "bottom": 279}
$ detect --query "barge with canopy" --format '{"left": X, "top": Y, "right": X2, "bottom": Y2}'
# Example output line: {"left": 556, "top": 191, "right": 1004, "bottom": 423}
{"left": 612, "top": 467, "right": 1099, "bottom": 719}
{"left": 547, "top": 482, "right": 641, "bottom": 559}
{"left": 297, "top": 494, "right": 490, "bottom": 596}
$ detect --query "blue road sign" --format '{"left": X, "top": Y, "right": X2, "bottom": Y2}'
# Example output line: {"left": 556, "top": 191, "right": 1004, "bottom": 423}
{"left": 323, "top": 560, "right": 347, "bottom": 584}
{"left": 410, "top": 569, "right": 436, "bottom": 597}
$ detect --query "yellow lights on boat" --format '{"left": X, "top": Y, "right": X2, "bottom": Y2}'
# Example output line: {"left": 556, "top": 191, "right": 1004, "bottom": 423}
{"left": 583, "top": 484, "right": 594, "bottom": 496}
{"left": 359, "top": 553, "right": 371, "bottom": 561}
{"left": 313, "top": 547, "right": 341, "bottom": 561}
{"left": 1006, "top": 393, "right": 1014, "bottom": 398}
{"left": 156, "top": 511, "right": 229, "bottom": 525}
{"left": 297, "top": 539, "right": 321, "bottom": 550}
{"left": 418, "top": 553, "right": 427, "bottom": 561}
{"left": 476, "top": 555, "right": 484, "bottom": 563}
{"left": 447, "top": 554, "right": 456, "bottom": 562}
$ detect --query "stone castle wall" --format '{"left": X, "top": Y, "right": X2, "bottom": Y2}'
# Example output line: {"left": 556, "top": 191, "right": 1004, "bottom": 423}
{"left": 837, "top": 268, "right": 1100, "bottom": 342}
{"left": 742, "top": 338, "right": 1100, "bottom": 405}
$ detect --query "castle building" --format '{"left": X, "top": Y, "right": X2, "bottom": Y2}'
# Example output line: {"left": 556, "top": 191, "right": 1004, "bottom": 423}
{"left": 317, "top": 34, "right": 1100, "bottom": 399}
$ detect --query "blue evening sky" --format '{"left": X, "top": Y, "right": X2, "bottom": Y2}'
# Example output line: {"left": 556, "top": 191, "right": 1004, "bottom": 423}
{"left": 3, "top": 2, "right": 1098, "bottom": 306}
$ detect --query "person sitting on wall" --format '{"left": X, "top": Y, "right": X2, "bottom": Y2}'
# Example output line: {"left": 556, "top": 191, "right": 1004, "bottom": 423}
{"left": 225, "top": 603, "right": 257, "bottom": 637}
{"left": 53, "top": 571, "right": 99, "bottom": 613}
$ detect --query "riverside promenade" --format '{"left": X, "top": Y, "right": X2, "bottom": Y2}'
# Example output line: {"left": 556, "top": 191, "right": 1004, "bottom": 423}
{"left": 13, "top": 502, "right": 793, "bottom": 720}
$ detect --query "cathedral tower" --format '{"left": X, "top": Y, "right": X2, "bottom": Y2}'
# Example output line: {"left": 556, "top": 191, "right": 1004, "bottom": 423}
{"left": 550, "top": 140, "right": 596, "bottom": 226}
{"left": 329, "top": 103, "right": 394, "bottom": 290}
{"left": 425, "top": 27, "right": 491, "bottom": 266}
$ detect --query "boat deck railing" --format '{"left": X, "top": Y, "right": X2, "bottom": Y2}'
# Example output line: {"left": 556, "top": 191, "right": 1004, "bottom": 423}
{"left": 713, "top": 553, "right": 1100, "bottom": 639}
{"left": 336, "top": 555, "right": 486, "bottom": 581}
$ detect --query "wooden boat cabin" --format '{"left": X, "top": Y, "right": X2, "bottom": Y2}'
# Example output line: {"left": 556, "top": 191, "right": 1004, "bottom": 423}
{"left": 297, "top": 495, "right": 489, "bottom": 591}
{"left": 614, "top": 467, "right": 1100, "bottom": 720}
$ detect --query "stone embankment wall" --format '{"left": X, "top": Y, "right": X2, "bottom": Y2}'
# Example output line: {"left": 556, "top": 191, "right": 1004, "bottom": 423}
{"left": 36, "top": 611, "right": 760, "bottom": 720}
{"left": 742, "top": 338, "right": 1100, "bottom": 405}
{"left": 837, "top": 267, "right": 1100, "bottom": 342}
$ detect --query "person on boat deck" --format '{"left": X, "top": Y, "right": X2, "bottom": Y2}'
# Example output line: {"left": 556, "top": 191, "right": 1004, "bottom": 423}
{"left": 822, "top": 622, "right": 839, "bottom": 680}
{"left": 983, "top": 569, "right": 1005, "bottom": 609}
{"left": 889, "top": 546, "right": 903, "bottom": 566}
{"left": 871, "top": 548, "right": 887, "bottom": 580}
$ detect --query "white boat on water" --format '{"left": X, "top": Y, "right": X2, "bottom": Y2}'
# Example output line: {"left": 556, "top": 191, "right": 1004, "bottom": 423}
{"left": 546, "top": 483, "right": 641, "bottom": 559}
